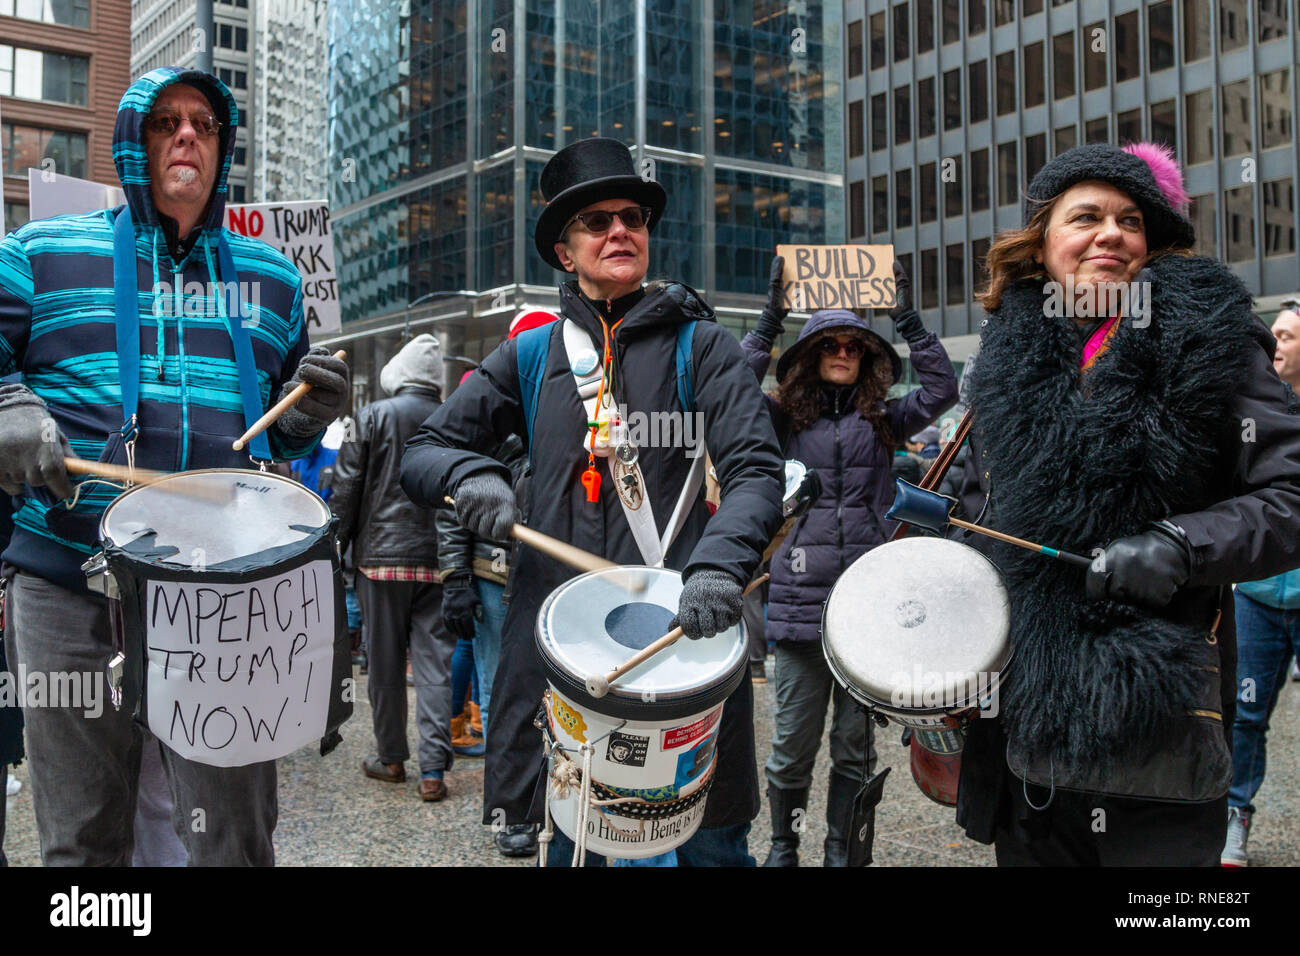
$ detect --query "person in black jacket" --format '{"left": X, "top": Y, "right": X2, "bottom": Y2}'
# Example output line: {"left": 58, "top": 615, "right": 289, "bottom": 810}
{"left": 402, "top": 138, "right": 784, "bottom": 866}
{"left": 955, "top": 142, "right": 1300, "bottom": 865}
{"left": 332, "top": 334, "right": 456, "bottom": 803}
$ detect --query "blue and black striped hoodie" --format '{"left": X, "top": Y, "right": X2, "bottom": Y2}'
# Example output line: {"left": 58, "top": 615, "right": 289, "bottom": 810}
{"left": 0, "top": 68, "right": 317, "bottom": 591}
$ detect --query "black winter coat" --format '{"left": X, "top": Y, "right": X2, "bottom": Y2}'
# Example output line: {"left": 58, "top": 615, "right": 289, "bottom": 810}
{"left": 741, "top": 329, "right": 959, "bottom": 644}
{"left": 955, "top": 254, "right": 1300, "bottom": 844}
{"left": 434, "top": 434, "right": 526, "bottom": 585}
{"left": 401, "top": 281, "right": 784, "bottom": 827}
{"left": 331, "top": 386, "right": 443, "bottom": 566}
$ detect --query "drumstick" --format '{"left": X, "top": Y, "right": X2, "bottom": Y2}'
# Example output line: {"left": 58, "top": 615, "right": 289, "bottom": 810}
{"left": 62, "top": 458, "right": 235, "bottom": 502}
{"left": 232, "top": 349, "right": 347, "bottom": 451}
{"left": 947, "top": 516, "right": 1093, "bottom": 568}
{"left": 586, "top": 573, "right": 770, "bottom": 699}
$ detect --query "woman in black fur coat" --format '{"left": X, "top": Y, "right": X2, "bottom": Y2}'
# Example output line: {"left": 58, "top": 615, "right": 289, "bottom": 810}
{"left": 953, "top": 142, "right": 1300, "bottom": 866}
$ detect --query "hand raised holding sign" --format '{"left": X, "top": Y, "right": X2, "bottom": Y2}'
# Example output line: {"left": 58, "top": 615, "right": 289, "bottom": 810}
{"left": 753, "top": 255, "right": 790, "bottom": 347}
{"left": 888, "top": 259, "right": 930, "bottom": 345}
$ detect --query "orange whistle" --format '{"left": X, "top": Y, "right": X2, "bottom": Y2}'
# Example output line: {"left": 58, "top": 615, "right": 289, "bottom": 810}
{"left": 581, "top": 465, "right": 601, "bottom": 502}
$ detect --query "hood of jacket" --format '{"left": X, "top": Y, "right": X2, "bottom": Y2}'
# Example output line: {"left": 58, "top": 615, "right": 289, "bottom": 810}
{"left": 381, "top": 333, "right": 445, "bottom": 395}
{"left": 776, "top": 308, "right": 902, "bottom": 383}
{"left": 113, "top": 67, "right": 238, "bottom": 234}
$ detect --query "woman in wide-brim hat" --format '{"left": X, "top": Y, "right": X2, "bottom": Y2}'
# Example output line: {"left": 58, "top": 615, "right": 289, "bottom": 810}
{"left": 955, "top": 141, "right": 1300, "bottom": 866}
{"left": 741, "top": 260, "right": 959, "bottom": 865}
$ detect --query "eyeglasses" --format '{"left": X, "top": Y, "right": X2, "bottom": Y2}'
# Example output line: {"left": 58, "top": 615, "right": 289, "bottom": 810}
{"left": 145, "top": 111, "right": 222, "bottom": 138}
{"left": 817, "top": 338, "right": 867, "bottom": 359}
{"left": 563, "top": 205, "right": 653, "bottom": 237}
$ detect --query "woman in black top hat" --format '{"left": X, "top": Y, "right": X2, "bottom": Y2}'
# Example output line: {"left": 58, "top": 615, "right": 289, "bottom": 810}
{"left": 402, "top": 138, "right": 784, "bottom": 866}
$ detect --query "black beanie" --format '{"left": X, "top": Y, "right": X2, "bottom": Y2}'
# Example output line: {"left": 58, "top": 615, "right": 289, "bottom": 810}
{"left": 1023, "top": 142, "right": 1195, "bottom": 251}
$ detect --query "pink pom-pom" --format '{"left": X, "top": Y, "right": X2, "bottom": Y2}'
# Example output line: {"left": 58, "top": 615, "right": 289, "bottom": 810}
{"left": 1123, "top": 141, "right": 1189, "bottom": 214}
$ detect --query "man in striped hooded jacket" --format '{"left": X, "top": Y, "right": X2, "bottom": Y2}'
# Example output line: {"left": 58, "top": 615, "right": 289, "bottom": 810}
{"left": 0, "top": 68, "right": 348, "bottom": 865}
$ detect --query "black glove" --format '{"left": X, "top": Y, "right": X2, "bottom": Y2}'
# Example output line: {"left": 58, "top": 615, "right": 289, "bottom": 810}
{"left": 277, "top": 346, "right": 350, "bottom": 439}
{"left": 888, "top": 259, "right": 928, "bottom": 345}
{"left": 1086, "top": 522, "right": 1192, "bottom": 609}
{"left": 753, "top": 255, "right": 789, "bottom": 347}
{"left": 673, "top": 567, "right": 744, "bottom": 640}
{"left": 453, "top": 471, "right": 518, "bottom": 541}
{"left": 0, "top": 384, "right": 74, "bottom": 500}
{"left": 441, "top": 573, "right": 482, "bottom": 641}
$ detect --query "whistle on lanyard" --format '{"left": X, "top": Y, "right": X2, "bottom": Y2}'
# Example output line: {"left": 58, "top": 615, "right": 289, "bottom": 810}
{"left": 581, "top": 462, "right": 602, "bottom": 502}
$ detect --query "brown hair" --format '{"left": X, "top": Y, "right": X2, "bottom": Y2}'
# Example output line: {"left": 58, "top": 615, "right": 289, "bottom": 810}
{"left": 773, "top": 332, "right": 897, "bottom": 448}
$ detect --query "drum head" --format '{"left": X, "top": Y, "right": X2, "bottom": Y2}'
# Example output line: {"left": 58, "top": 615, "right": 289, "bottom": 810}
{"left": 537, "top": 566, "right": 747, "bottom": 721}
{"left": 100, "top": 469, "right": 331, "bottom": 568}
{"left": 823, "top": 537, "right": 1010, "bottom": 713}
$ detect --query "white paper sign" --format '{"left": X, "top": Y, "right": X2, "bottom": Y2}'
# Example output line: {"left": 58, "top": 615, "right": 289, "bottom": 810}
{"left": 225, "top": 200, "right": 340, "bottom": 337}
{"left": 145, "top": 559, "right": 335, "bottom": 767}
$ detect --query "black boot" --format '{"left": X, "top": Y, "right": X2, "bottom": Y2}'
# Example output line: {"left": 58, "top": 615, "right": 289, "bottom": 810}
{"left": 763, "top": 785, "right": 808, "bottom": 867}
{"left": 824, "top": 772, "right": 858, "bottom": 867}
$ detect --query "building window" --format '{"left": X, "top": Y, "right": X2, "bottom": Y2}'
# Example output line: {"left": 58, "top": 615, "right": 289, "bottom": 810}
{"left": 1025, "top": 133, "right": 1046, "bottom": 181}
{"left": 1262, "top": 179, "right": 1295, "bottom": 256}
{"left": 995, "top": 52, "right": 1015, "bottom": 116}
{"left": 1083, "top": 22, "right": 1106, "bottom": 91}
{"left": 942, "top": 0, "right": 961, "bottom": 44}
{"left": 970, "top": 147, "right": 990, "bottom": 211}
{"left": 893, "top": 2, "right": 910, "bottom": 62}
{"left": 968, "top": 61, "right": 987, "bottom": 124}
{"left": 1114, "top": 11, "right": 1140, "bottom": 83}
{"left": 4, "top": 200, "right": 29, "bottom": 232}
{"left": 921, "top": 248, "right": 939, "bottom": 309}
{"left": 1223, "top": 185, "right": 1253, "bottom": 263}
{"left": 236, "top": 27, "right": 248, "bottom": 51}
{"left": 870, "top": 12, "right": 887, "bottom": 70}
{"left": 219, "top": 23, "right": 232, "bottom": 47}
{"left": 996, "top": 141, "right": 1018, "bottom": 206}
{"left": 1221, "top": 80, "right": 1251, "bottom": 157}
{"left": 994, "top": 0, "right": 1014, "bottom": 27}
{"left": 947, "top": 243, "right": 966, "bottom": 305}
{"left": 943, "top": 69, "right": 962, "bottom": 130}
{"left": 968, "top": 0, "right": 986, "bottom": 35}
{"left": 850, "top": 180, "right": 866, "bottom": 238}
{"left": 1148, "top": 1, "right": 1175, "bottom": 71}
{"left": 233, "top": 145, "right": 247, "bottom": 166}
{"left": 235, "top": 71, "right": 247, "bottom": 90}
{"left": 872, "top": 175, "right": 889, "bottom": 235}
{"left": 1190, "top": 194, "right": 1216, "bottom": 256}
{"left": 917, "top": 0, "right": 935, "bottom": 54}
{"left": 1085, "top": 117, "right": 1109, "bottom": 143}
{"left": 1259, "top": 0, "right": 1289, "bottom": 41}
{"left": 1182, "top": 0, "right": 1211, "bottom": 62}
{"left": 971, "top": 237, "right": 992, "bottom": 292}
{"left": 0, "top": 0, "right": 89, "bottom": 27}
{"left": 897, "top": 253, "right": 914, "bottom": 296}
{"left": 1054, "top": 125, "right": 1077, "bottom": 155}
{"left": 1260, "top": 69, "right": 1292, "bottom": 151}
{"left": 230, "top": 183, "right": 246, "bottom": 203}
{"left": 1184, "top": 90, "right": 1214, "bottom": 164}
{"left": 2, "top": 122, "right": 88, "bottom": 179}
{"left": 920, "top": 162, "right": 938, "bottom": 223}
{"left": 0, "top": 45, "right": 89, "bottom": 106}
{"left": 896, "top": 169, "right": 913, "bottom": 229}
{"left": 1117, "top": 109, "right": 1142, "bottom": 144}
{"left": 1219, "top": 0, "right": 1249, "bottom": 52}
{"left": 944, "top": 154, "right": 962, "bottom": 218}
{"left": 1023, "top": 41, "right": 1044, "bottom": 108}
{"left": 1151, "top": 100, "right": 1177, "bottom": 151}
{"left": 895, "top": 85, "right": 912, "bottom": 144}
{"left": 1052, "top": 32, "right": 1074, "bottom": 100}
{"left": 870, "top": 93, "right": 887, "bottom": 151}
{"left": 918, "top": 77, "right": 936, "bottom": 138}
{"left": 849, "top": 99, "right": 865, "bottom": 157}
{"left": 848, "top": 20, "right": 864, "bottom": 77}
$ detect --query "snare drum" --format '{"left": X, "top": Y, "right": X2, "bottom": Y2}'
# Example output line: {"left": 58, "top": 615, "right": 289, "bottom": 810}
{"left": 536, "top": 566, "right": 747, "bottom": 859}
{"left": 823, "top": 536, "right": 1010, "bottom": 757}
{"left": 83, "top": 469, "right": 352, "bottom": 767}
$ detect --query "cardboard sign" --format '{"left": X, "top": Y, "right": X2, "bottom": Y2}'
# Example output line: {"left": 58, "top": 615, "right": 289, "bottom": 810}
{"left": 777, "top": 244, "right": 896, "bottom": 311}
{"left": 144, "top": 559, "right": 335, "bottom": 767}
{"left": 225, "top": 200, "right": 340, "bottom": 336}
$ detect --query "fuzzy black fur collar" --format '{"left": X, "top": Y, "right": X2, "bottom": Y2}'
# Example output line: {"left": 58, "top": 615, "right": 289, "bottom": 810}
{"left": 967, "top": 254, "right": 1258, "bottom": 769}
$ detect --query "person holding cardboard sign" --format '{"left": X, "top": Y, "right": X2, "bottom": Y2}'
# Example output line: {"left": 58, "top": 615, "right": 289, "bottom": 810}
{"left": 742, "top": 257, "right": 959, "bottom": 866}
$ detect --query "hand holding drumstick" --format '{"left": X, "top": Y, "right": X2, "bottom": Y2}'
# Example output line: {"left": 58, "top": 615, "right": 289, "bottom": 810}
{"left": 233, "top": 347, "right": 349, "bottom": 451}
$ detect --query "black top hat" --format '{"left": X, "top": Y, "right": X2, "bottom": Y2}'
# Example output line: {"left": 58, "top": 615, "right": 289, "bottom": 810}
{"left": 534, "top": 138, "right": 668, "bottom": 271}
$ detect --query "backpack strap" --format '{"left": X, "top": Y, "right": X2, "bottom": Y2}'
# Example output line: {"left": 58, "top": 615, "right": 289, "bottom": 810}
{"left": 675, "top": 320, "right": 697, "bottom": 413}
{"left": 514, "top": 323, "right": 553, "bottom": 446}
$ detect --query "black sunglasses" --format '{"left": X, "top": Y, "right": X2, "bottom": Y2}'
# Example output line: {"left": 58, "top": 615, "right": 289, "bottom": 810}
{"left": 818, "top": 338, "right": 867, "bottom": 359}
{"left": 563, "top": 205, "right": 653, "bottom": 237}
{"left": 145, "top": 111, "right": 222, "bottom": 138}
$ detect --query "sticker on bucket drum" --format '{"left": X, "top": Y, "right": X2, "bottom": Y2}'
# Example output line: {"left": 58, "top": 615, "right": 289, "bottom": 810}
{"left": 662, "top": 709, "right": 721, "bottom": 750}
{"left": 551, "top": 694, "right": 588, "bottom": 743}
{"left": 675, "top": 733, "right": 717, "bottom": 787}
{"left": 606, "top": 730, "right": 649, "bottom": 767}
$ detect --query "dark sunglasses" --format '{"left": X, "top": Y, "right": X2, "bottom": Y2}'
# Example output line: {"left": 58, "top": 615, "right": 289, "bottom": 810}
{"left": 145, "top": 111, "right": 222, "bottom": 138}
{"left": 563, "top": 205, "right": 653, "bottom": 237}
{"left": 818, "top": 338, "right": 867, "bottom": 359}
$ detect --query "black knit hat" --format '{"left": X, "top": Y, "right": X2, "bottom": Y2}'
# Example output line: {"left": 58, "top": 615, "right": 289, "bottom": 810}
{"left": 1023, "top": 142, "right": 1195, "bottom": 251}
{"left": 534, "top": 138, "right": 667, "bottom": 271}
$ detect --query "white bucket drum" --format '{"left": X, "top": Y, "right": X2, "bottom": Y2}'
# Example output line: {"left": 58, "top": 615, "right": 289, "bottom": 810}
{"left": 822, "top": 536, "right": 1011, "bottom": 754}
{"left": 536, "top": 566, "right": 747, "bottom": 859}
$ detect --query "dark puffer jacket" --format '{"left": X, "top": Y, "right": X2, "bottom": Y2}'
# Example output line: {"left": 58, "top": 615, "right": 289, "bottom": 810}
{"left": 741, "top": 315, "right": 959, "bottom": 644}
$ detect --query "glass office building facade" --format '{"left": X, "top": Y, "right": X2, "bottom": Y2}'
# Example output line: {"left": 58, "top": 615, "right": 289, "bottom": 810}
{"left": 328, "top": 0, "right": 843, "bottom": 392}
{"left": 844, "top": 0, "right": 1300, "bottom": 355}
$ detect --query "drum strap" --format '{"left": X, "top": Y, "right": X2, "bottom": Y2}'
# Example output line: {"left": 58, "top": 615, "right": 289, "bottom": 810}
{"left": 111, "top": 207, "right": 273, "bottom": 463}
